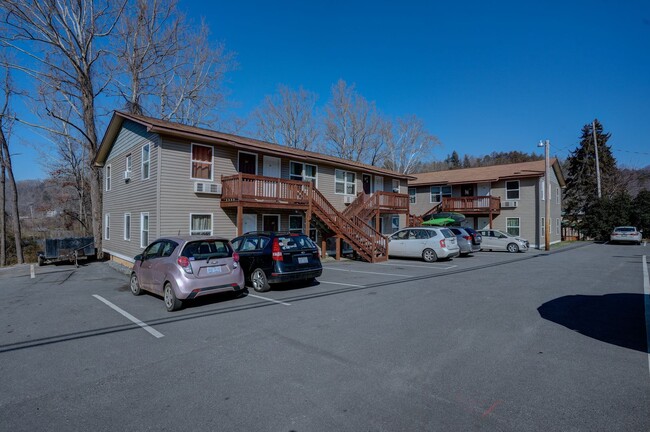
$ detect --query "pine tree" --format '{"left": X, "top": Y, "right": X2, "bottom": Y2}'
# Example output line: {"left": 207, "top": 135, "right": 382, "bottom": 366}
{"left": 462, "top": 154, "right": 471, "bottom": 168}
{"left": 564, "top": 119, "right": 619, "bottom": 228}
{"left": 449, "top": 151, "right": 461, "bottom": 169}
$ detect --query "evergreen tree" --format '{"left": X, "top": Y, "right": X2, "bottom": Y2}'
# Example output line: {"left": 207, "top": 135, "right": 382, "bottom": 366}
{"left": 632, "top": 190, "right": 650, "bottom": 236}
{"left": 462, "top": 154, "right": 471, "bottom": 168}
{"left": 582, "top": 192, "right": 632, "bottom": 241}
{"left": 563, "top": 119, "right": 619, "bottom": 228}
{"left": 449, "top": 151, "right": 461, "bottom": 169}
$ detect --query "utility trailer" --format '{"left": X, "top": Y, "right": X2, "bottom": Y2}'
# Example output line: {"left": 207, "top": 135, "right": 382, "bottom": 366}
{"left": 37, "top": 237, "right": 96, "bottom": 268}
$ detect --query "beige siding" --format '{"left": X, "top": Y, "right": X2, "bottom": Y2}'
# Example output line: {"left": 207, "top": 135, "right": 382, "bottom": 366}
{"left": 102, "top": 120, "right": 159, "bottom": 260}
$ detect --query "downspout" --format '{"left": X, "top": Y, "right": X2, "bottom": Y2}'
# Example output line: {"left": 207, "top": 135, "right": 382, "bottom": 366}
{"left": 156, "top": 135, "right": 162, "bottom": 238}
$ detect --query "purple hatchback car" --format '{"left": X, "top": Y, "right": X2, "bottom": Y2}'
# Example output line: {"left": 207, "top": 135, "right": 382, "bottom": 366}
{"left": 130, "top": 236, "right": 245, "bottom": 311}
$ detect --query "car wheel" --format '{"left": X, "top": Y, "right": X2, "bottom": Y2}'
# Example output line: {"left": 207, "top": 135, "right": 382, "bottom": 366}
{"left": 422, "top": 248, "right": 438, "bottom": 262}
{"left": 130, "top": 273, "right": 142, "bottom": 296}
{"left": 164, "top": 282, "right": 182, "bottom": 312}
{"left": 251, "top": 268, "right": 271, "bottom": 292}
{"left": 507, "top": 243, "right": 519, "bottom": 253}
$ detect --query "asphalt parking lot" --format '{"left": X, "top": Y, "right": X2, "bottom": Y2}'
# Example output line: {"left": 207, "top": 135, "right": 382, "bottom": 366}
{"left": 1, "top": 242, "right": 649, "bottom": 431}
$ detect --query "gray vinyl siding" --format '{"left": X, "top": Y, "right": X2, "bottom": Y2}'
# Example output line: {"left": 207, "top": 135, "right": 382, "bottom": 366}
{"left": 102, "top": 120, "right": 159, "bottom": 259}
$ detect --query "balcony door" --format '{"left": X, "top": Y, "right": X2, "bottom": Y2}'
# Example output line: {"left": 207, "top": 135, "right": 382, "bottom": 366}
{"left": 461, "top": 184, "right": 474, "bottom": 197}
{"left": 477, "top": 182, "right": 491, "bottom": 196}
{"left": 263, "top": 156, "right": 281, "bottom": 197}
{"left": 362, "top": 174, "right": 372, "bottom": 194}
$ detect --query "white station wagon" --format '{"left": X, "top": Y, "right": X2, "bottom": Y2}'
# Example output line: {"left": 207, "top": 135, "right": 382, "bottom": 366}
{"left": 388, "top": 227, "right": 460, "bottom": 262}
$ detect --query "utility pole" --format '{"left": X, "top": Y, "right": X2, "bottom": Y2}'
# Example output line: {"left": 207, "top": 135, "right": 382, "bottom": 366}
{"left": 538, "top": 140, "right": 551, "bottom": 251}
{"left": 592, "top": 120, "right": 602, "bottom": 199}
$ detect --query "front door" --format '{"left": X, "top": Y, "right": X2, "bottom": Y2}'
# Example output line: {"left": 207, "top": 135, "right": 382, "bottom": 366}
{"left": 263, "top": 156, "right": 281, "bottom": 196}
{"left": 263, "top": 214, "right": 280, "bottom": 232}
{"left": 461, "top": 184, "right": 474, "bottom": 197}
{"left": 239, "top": 152, "right": 258, "bottom": 174}
{"left": 478, "top": 217, "right": 490, "bottom": 230}
{"left": 362, "top": 174, "right": 371, "bottom": 194}
{"left": 243, "top": 214, "right": 257, "bottom": 234}
{"left": 374, "top": 176, "right": 384, "bottom": 193}
{"left": 477, "top": 182, "right": 491, "bottom": 196}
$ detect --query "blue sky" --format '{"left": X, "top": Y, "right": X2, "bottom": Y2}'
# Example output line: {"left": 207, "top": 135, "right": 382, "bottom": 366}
{"left": 8, "top": 0, "right": 650, "bottom": 180}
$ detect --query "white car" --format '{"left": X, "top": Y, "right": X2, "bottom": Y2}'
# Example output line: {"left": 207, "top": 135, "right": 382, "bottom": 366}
{"left": 477, "top": 229, "right": 529, "bottom": 253}
{"left": 388, "top": 227, "right": 460, "bottom": 262}
{"left": 610, "top": 226, "right": 642, "bottom": 245}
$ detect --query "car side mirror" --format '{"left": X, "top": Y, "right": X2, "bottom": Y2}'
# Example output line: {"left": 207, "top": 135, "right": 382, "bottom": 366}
{"left": 134, "top": 254, "right": 143, "bottom": 262}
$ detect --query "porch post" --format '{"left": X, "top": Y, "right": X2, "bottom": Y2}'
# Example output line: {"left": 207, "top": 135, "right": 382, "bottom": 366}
{"left": 305, "top": 183, "right": 312, "bottom": 234}
{"left": 489, "top": 210, "right": 493, "bottom": 229}
{"left": 237, "top": 205, "right": 243, "bottom": 236}
{"left": 321, "top": 237, "right": 327, "bottom": 259}
{"left": 335, "top": 236, "right": 341, "bottom": 261}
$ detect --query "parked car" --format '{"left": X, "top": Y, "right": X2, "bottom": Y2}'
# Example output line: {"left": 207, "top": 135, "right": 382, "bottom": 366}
{"left": 230, "top": 232, "right": 323, "bottom": 292}
{"left": 610, "top": 226, "right": 642, "bottom": 245}
{"left": 388, "top": 227, "right": 460, "bottom": 262}
{"left": 477, "top": 229, "right": 529, "bottom": 253}
{"left": 448, "top": 226, "right": 481, "bottom": 256}
{"left": 130, "top": 236, "right": 245, "bottom": 312}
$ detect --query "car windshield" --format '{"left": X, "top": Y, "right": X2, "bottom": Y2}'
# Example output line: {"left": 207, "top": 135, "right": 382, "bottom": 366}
{"left": 277, "top": 235, "right": 316, "bottom": 250}
{"left": 181, "top": 239, "right": 232, "bottom": 260}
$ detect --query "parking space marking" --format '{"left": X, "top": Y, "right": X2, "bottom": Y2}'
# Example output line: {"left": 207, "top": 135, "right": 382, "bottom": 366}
{"left": 323, "top": 267, "right": 408, "bottom": 277}
{"left": 317, "top": 280, "right": 366, "bottom": 287}
{"left": 246, "top": 293, "right": 291, "bottom": 306}
{"left": 92, "top": 295, "right": 164, "bottom": 339}
{"left": 378, "top": 262, "right": 457, "bottom": 270}
{"left": 642, "top": 255, "right": 650, "bottom": 377}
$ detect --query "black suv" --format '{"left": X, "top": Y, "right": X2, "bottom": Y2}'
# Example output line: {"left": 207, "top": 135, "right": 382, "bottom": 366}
{"left": 231, "top": 232, "right": 323, "bottom": 292}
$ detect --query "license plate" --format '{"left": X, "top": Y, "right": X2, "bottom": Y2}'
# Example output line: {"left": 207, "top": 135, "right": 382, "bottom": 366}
{"left": 206, "top": 266, "right": 222, "bottom": 274}
{"left": 298, "top": 257, "right": 308, "bottom": 264}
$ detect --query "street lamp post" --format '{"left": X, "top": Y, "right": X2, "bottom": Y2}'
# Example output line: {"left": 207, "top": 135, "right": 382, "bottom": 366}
{"left": 538, "top": 140, "right": 551, "bottom": 251}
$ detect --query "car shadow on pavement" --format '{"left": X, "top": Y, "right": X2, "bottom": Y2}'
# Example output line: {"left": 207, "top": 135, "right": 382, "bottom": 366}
{"left": 538, "top": 293, "right": 649, "bottom": 353}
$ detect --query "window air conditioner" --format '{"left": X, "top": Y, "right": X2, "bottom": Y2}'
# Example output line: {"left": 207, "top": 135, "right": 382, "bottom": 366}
{"left": 124, "top": 171, "right": 131, "bottom": 181}
{"left": 502, "top": 201, "right": 519, "bottom": 208}
{"left": 343, "top": 195, "right": 355, "bottom": 204}
{"left": 194, "top": 182, "right": 222, "bottom": 195}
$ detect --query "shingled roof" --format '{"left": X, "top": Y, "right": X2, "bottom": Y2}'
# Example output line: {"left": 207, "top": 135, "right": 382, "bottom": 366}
{"left": 410, "top": 159, "right": 565, "bottom": 187}
{"left": 95, "top": 111, "right": 414, "bottom": 180}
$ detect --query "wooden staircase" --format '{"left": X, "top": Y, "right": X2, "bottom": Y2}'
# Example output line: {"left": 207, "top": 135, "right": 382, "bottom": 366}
{"left": 310, "top": 188, "right": 388, "bottom": 263}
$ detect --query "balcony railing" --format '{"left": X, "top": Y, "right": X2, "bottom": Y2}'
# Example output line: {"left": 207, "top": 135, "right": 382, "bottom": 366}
{"left": 441, "top": 196, "right": 501, "bottom": 214}
{"left": 375, "top": 192, "right": 410, "bottom": 212}
{"left": 221, "top": 174, "right": 310, "bottom": 206}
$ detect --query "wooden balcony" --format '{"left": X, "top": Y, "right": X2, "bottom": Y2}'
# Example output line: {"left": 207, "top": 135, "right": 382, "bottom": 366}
{"left": 374, "top": 192, "right": 410, "bottom": 214}
{"left": 441, "top": 196, "right": 501, "bottom": 215}
{"left": 221, "top": 174, "right": 310, "bottom": 209}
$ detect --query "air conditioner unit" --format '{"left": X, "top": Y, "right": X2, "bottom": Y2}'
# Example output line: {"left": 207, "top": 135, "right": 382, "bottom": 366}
{"left": 343, "top": 195, "right": 355, "bottom": 204}
{"left": 123, "top": 171, "right": 131, "bottom": 181}
{"left": 502, "top": 201, "right": 519, "bottom": 208}
{"left": 194, "top": 182, "right": 222, "bottom": 195}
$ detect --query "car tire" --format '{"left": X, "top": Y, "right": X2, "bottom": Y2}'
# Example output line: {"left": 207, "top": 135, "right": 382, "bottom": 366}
{"left": 164, "top": 282, "right": 183, "bottom": 312}
{"left": 251, "top": 268, "right": 271, "bottom": 292}
{"left": 130, "top": 273, "right": 142, "bottom": 296}
{"left": 507, "top": 243, "right": 519, "bottom": 253}
{"left": 422, "top": 248, "right": 438, "bottom": 263}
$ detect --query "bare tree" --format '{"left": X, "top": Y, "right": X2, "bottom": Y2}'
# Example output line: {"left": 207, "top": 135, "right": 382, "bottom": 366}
{"left": 0, "top": 63, "right": 23, "bottom": 264}
{"left": 1, "top": 0, "right": 126, "bottom": 258}
{"left": 382, "top": 115, "right": 439, "bottom": 174}
{"left": 254, "top": 84, "right": 319, "bottom": 150}
{"left": 323, "top": 79, "right": 382, "bottom": 164}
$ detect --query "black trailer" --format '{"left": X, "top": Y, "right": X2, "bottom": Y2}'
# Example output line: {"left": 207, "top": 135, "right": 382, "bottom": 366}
{"left": 37, "top": 237, "right": 96, "bottom": 267}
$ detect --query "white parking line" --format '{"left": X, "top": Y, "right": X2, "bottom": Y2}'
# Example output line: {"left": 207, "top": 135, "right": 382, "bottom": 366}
{"left": 378, "top": 262, "right": 457, "bottom": 270}
{"left": 324, "top": 268, "right": 407, "bottom": 277}
{"left": 246, "top": 293, "right": 291, "bottom": 306}
{"left": 92, "top": 295, "right": 164, "bottom": 339}
{"left": 317, "top": 280, "right": 366, "bottom": 287}
{"left": 642, "top": 255, "right": 650, "bottom": 377}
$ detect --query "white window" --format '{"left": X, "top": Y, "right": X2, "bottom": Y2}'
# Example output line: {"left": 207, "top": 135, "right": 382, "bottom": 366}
{"left": 190, "top": 214, "right": 213, "bottom": 236}
{"left": 506, "top": 217, "right": 520, "bottom": 236}
{"left": 430, "top": 186, "right": 452, "bottom": 203}
{"left": 556, "top": 218, "right": 560, "bottom": 235}
{"left": 290, "top": 161, "right": 317, "bottom": 186}
{"left": 408, "top": 187, "right": 416, "bottom": 204}
{"left": 289, "top": 215, "right": 304, "bottom": 233}
{"left": 104, "top": 213, "right": 110, "bottom": 240}
{"left": 105, "top": 165, "right": 111, "bottom": 191}
{"left": 506, "top": 180, "right": 520, "bottom": 200}
{"left": 540, "top": 178, "right": 545, "bottom": 201}
{"left": 392, "top": 179, "right": 400, "bottom": 193}
{"left": 124, "top": 213, "right": 131, "bottom": 241}
{"left": 335, "top": 169, "right": 356, "bottom": 195}
{"left": 556, "top": 187, "right": 560, "bottom": 204}
{"left": 125, "top": 154, "right": 132, "bottom": 173}
{"left": 191, "top": 143, "right": 213, "bottom": 180}
{"left": 541, "top": 217, "right": 545, "bottom": 237}
{"left": 142, "top": 144, "right": 150, "bottom": 180}
{"left": 140, "top": 213, "right": 149, "bottom": 247}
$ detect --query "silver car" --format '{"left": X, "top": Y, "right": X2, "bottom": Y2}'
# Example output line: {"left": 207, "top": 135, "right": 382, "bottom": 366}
{"left": 388, "top": 227, "right": 460, "bottom": 262}
{"left": 130, "top": 236, "right": 245, "bottom": 311}
{"left": 477, "top": 229, "right": 529, "bottom": 253}
{"left": 610, "top": 226, "right": 642, "bottom": 245}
